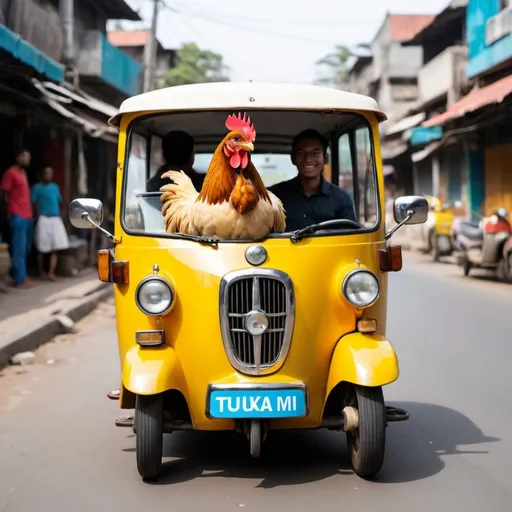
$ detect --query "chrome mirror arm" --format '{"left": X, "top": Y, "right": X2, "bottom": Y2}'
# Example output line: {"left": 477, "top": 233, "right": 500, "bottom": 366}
{"left": 385, "top": 211, "right": 413, "bottom": 240}
{"left": 82, "top": 213, "right": 119, "bottom": 243}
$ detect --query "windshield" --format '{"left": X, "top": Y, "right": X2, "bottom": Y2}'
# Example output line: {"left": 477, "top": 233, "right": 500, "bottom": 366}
{"left": 122, "top": 111, "right": 379, "bottom": 239}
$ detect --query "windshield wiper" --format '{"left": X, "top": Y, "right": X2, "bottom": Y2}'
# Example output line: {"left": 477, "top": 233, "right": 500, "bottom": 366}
{"left": 290, "top": 219, "right": 362, "bottom": 242}
{"left": 176, "top": 234, "right": 219, "bottom": 246}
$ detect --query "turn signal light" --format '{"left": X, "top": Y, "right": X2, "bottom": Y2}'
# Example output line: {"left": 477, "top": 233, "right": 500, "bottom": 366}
{"left": 357, "top": 318, "right": 377, "bottom": 333}
{"left": 97, "top": 249, "right": 112, "bottom": 282}
{"left": 112, "top": 260, "right": 129, "bottom": 284}
{"left": 379, "top": 246, "right": 403, "bottom": 272}
{"left": 136, "top": 330, "right": 165, "bottom": 346}
{"left": 97, "top": 249, "right": 129, "bottom": 284}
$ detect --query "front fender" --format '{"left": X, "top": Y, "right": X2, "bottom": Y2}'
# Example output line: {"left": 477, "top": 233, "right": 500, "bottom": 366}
{"left": 326, "top": 332, "right": 399, "bottom": 395}
{"left": 122, "top": 344, "right": 187, "bottom": 396}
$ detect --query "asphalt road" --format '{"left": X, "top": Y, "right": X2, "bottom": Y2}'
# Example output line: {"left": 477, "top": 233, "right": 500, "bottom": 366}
{"left": 1, "top": 252, "right": 512, "bottom": 511}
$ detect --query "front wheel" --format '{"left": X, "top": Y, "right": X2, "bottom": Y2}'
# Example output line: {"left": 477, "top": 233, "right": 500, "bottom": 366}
{"left": 135, "top": 394, "right": 163, "bottom": 480}
{"left": 346, "top": 385, "right": 386, "bottom": 479}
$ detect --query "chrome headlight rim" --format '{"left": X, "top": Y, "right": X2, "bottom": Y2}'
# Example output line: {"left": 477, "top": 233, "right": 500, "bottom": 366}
{"left": 342, "top": 269, "right": 380, "bottom": 308}
{"left": 135, "top": 276, "right": 175, "bottom": 317}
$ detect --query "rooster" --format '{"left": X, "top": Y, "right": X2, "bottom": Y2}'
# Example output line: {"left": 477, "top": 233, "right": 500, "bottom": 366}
{"left": 159, "top": 113, "right": 286, "bottom": 240}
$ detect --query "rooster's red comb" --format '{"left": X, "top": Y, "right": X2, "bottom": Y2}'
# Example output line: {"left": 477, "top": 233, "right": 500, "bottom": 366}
{"left": 225, "top": 112, "right": 256, "bottom": 142}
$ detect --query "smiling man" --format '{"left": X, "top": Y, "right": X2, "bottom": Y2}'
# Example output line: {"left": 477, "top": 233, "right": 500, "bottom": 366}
{"left": 269, "top": 129, "right": 357, "bottom": 232}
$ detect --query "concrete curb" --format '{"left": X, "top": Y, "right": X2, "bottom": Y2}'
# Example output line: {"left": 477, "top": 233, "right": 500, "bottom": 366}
{"left": 0, "top": 283, "right": 113, "bottom": 370}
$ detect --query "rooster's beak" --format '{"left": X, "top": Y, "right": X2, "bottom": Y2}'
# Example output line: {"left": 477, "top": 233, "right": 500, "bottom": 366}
{"left": 240, "top": 141, "right": 254, "bottom": 152}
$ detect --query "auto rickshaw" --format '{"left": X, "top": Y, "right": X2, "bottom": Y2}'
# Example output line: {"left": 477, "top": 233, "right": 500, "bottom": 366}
{"left": 407, "top": 195, "right": 455, "bottom": 261}
{"left": 68, "top": 82, "right": 428, "bottom": 481}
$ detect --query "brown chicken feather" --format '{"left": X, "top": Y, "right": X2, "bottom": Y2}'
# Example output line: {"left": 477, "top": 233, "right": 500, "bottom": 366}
{"left": 196, "top": 136, "right": 237, "bottom": 206}
{"left": 159, "top": 122, "right": 286, "bottom": 240}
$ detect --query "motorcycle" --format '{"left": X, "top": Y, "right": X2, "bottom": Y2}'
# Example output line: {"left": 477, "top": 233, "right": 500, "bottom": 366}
{"left": 454, "top": 208, "right": 512, "bottom": 283}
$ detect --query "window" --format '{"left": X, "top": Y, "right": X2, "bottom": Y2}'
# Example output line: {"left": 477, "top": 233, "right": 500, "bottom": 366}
{"left": 122, "top": 112, "right": 379, "bottom": 238}
{"left": 337, "top": 124, "right": 378, "bottom": 227}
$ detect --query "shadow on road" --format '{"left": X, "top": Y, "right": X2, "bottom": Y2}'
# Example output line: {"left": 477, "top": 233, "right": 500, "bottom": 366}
{"left": 378, "top": 401, "right": 499, "bottom": 485}
{"left": 122, "top": 401, "right": 499, "bottom": 487}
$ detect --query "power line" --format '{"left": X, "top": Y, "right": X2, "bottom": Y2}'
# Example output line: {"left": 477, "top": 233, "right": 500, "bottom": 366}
{"left": 163, "top": 4, "right": 338, "bottom": 45}
{"left": 171, "top": 0, "right": 374, "bottom": 25}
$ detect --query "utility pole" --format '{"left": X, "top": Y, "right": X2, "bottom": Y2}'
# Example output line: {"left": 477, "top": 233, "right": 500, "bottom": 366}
{"left": 143, "top": 0, "right": 159, "bottom": 92}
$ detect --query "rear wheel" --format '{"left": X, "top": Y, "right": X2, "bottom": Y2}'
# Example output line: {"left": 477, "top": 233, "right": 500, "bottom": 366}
{"left": 431, "top": 233, "right": 440, "bottom": 262}
{"left": 462, "top": 260, "right": 472, "bottom": 276}
{"left": 135, "top": 394, "right": 163, "bottom": 480}
{"left": 346, "top": 385, "right": 386, "bottom": 479}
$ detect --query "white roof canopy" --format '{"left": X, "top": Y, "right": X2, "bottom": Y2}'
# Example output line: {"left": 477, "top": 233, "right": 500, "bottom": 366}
{"left": 109, "top": 82, "right": 386, "bottom": 127}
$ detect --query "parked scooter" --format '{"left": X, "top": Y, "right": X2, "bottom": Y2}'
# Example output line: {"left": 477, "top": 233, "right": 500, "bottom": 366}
{"left": 454, "top": 208, "right": 512, "bottom": 282}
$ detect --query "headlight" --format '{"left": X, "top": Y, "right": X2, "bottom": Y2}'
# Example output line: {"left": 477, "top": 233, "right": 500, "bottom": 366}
{"left": 135, "top": 277, "right": 174, "bottom": 316}
{"left": 342, "top": 270, "right": 380, "bottom": 308}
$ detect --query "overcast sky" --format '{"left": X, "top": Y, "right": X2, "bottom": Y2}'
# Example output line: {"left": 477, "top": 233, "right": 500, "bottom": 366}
{"left": 117, "top": 0, "right": 451, "bottom": 84}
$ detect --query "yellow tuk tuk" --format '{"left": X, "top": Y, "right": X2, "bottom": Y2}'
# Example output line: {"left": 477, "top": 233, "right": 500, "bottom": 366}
{"left": 408, "top": 195, "right": 455, "bottom": 261}
{"left": 68, "top": 82, "right": 428, "bottom": 481}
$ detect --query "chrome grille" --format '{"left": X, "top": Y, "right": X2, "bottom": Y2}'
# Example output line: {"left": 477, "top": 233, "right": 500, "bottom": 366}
{"left": 219, "top": 269, "right": 295, "bottom": 376}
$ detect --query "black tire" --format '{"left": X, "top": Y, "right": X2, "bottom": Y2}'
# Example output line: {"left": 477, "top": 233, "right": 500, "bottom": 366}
{"left": 463, "top": 260, "right": 471, "bottom": 276}
{"left": 135, "top": 394, "right": 163, "bottom": 480}
{"left": 431, "top": 233, "right": 440, "bottom": 262}
{"left": 346, "top": 385, "right": 386, "bottom": 479}
{"left": 503, "top": 253, "right": 512, "bottom": 284}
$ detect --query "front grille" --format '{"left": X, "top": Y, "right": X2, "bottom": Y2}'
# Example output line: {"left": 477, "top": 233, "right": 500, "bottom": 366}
{"left": 219, "top": 270, "right": 295, "bottom": 376}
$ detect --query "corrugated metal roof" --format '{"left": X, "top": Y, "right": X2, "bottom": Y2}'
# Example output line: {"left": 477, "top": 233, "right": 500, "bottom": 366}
{"left": 90, "top": 0, "right": 141, "bottom": 21}
{"left": 423, "top": 75, "right": 512, "bottom": 127}
{"left": 389, "top": 14, "right": 436, "bottom": 42}
{"left": 386, "top": 112, "right": 426, "bottom": 136}
{"left": 402, "top": 2, "right": 467, "bottom": 46}
{"left": 108, "top": 30, "right": 148, "bottom": 48}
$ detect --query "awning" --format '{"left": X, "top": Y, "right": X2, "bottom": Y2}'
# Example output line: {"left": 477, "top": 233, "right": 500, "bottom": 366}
{"left": 386, "top": 112, "right": 426, "bottom": 136}
{"left": 381, "top": 142, "right": 408, "bottom": 160}
{"left": 423, "top": 74, "right": 512, "bottom": 127}
{"left": 411, "top": 140, "right": 443, "bottom": 163}
{"left": 31, "top": 78, "right": 118, "bottom": 118}
{"left": 29, "top": 77, "right": 119, "bottom": 143}
{"left": 43, "top": 97, "right": 118, "bottom": 143}
{"left": 0, "top": 24, "right": 64, "bottom": 83}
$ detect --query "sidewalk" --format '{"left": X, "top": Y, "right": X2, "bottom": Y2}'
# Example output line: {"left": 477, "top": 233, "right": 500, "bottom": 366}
{"left": 0, "top": 269, "right": 113, "bottom": 369}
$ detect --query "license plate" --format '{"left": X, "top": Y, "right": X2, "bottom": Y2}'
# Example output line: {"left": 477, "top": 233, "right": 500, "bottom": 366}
{"left": 208, "top": 387, "right": 307, "bottom": 419}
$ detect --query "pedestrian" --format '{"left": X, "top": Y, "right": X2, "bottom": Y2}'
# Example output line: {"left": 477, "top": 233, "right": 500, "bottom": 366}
{"left": 32, "top": 165, "right": 69, "bottom": 280}
{"left": 0, "top": 148, "right": 36, "bottom": 288}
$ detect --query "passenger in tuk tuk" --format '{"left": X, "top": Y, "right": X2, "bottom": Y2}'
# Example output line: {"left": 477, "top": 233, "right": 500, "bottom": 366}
{"left": 269, "top": 129, "right": 357, "bottom": 231}
{"left": 146, "top": 130, "right": 205, "bottom": 193}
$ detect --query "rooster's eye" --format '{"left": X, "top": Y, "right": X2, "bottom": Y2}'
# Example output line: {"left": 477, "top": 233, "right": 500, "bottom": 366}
{"left": 232, "top": 136, "right": 240, "bottom": 142}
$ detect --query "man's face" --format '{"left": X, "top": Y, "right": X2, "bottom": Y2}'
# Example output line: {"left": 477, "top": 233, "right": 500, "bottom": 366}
{"left": 17, "top": 151, "right": 31, "bottom": 168}
{"left": 292, "top": 138, "right": 325, "bottom": 179}
{"left": 42, "top": 167, "right": 53, "bottom": 182}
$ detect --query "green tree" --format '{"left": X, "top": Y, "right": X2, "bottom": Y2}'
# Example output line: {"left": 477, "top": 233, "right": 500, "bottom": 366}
{"left": 315, "top": 43, "right": 371, "bottom": 88}
{"left": 162, "top": 42, "right": 230, "bottom": 87}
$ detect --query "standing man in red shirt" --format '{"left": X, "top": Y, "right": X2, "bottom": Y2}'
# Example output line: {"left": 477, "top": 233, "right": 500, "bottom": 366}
{"left": 0, "top": 149, "right": 36, "bottom": 288}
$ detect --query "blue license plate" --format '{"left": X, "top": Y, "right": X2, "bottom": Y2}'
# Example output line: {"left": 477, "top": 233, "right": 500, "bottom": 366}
{"left": 208, "top": 388, "right": 307, "bottom": 419}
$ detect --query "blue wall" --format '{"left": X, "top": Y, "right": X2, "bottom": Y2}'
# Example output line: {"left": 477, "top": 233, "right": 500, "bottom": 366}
{"left": 467, "top": 0, "right": 512, "bottom": 77}
{"left": 100, "top": 34, "right": 141, "bottom": 97}
{"left": 466, "top": 148, "right": 486, "bottom": 215}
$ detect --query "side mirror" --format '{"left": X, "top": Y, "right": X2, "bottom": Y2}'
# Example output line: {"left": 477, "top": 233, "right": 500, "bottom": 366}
{"left": 69, "top": 198, "right": 117, "bottom": 242}
{"left": 393, "top": 195, "right": 429, "bottom": 225}
{"left": 69, "top": 198, "right": 104, "bottom": 229}
{"left": 386, "top": 195, "right": 428, "bottom": 240}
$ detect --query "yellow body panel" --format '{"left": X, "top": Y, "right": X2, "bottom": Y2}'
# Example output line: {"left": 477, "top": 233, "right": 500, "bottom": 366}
{"left": 326, "top": 333, "right": 398, "bottom": 395}
{"left": 433, "top": 210, "right": 454, "bottom": 236}
{"left": 111, "top": 111, "right": 399, "bottom": 430}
